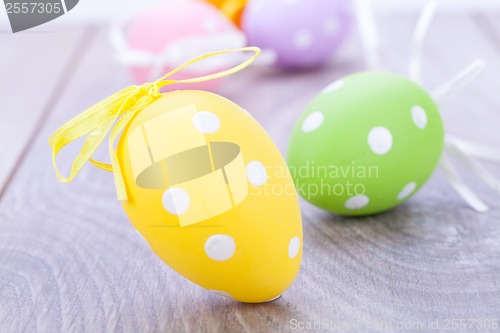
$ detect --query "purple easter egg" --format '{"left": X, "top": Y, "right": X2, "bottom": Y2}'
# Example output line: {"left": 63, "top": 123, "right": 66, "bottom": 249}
{"left": 242, "top": 0, "right": 352, "bottom": 68}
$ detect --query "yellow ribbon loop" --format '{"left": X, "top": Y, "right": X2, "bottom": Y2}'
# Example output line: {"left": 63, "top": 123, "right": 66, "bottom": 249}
{"left": 49, "top": 47, "right": 261, "bottom": 201}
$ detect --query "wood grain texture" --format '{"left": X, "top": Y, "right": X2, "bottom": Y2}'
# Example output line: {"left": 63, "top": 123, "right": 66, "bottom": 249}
{"left": 0, "top": 27, "right": 89, "bottom": 196}
{"left": 0, "top": 13, "right": 500, "bottom": 333}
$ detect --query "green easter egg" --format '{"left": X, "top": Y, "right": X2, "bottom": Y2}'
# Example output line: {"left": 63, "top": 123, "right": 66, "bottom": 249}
{"left": 287, "top": 72, "right": 444, "bottom": 216}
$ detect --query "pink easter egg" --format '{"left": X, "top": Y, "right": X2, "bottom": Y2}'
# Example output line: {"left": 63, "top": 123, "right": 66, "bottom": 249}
{"left": 124, "top": 0, "right": 245, "bottom": 91}
{"left": 242, "top": 0, "right": 352, "bottom": 69}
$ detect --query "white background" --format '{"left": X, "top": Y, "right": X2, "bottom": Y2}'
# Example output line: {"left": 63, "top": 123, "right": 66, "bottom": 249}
{"left": 1, "top": 0, "right": 499, "bottom": 30}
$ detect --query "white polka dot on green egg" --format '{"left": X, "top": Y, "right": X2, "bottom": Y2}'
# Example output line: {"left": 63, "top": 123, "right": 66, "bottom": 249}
{"left": 368, "top": 126, "right": 393, "bottom": 155}
{"left": 301, "top": 112, "right": 324, "bottom": 132}
{"left": 398, "top": 182, "right": 417, "bottom": 200}
{"left": 345, "top": 195, "right": 370, "bottom": 210}
{"left": 322, "top": 80, "right": 344, "bottom": 94}
{"left": 411, "top": 105, "right": 428, "bottom": 129}
{"left": 287, "top": 72, "right": 444, "bottom": 216}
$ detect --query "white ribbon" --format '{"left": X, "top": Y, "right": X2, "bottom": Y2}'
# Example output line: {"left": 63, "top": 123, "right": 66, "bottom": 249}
{"left": 355, "top": 0, "right": 439, "bottom": 74}
{"left": 432, "top": 61, "right": 500, "bottom": 212}
{"left": 447, "top": 135, "right": 500, "bottom": 164}
{"left": 439, "top": 154, "right": 489, "bottom": 213}
{"left": 409, "top": 0, "right": 439, "bottom": 84}
{"left": 432, "top": 59, "right": 486, "bottom": 106}
{"left": 440, "top": 137, "right": 500, "bottom": 212}
{"left": 354, "top": 0, "right": 381, "bottom": 70}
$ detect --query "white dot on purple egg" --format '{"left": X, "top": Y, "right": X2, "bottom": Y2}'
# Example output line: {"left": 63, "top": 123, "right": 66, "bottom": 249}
{"left": 252, "top": 0, "right": 265, "bottom": 12}
{"left": 293, "top": 30, "right": 313, "bottom": 50}
{"left": 324, "top": 18, "right": 339, "bottom": 36}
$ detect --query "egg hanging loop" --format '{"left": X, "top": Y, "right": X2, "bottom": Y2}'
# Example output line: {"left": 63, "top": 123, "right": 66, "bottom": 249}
{"left": 49, "top": 47, "right": 261, "bottom": 201}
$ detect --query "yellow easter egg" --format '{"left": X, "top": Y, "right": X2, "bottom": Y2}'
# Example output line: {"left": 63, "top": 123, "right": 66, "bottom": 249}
{"left": 116, "top": 90, "right": 303, "bottom": 303}
{"left": 207, "top": 0, "right": 247, "bottom": 26}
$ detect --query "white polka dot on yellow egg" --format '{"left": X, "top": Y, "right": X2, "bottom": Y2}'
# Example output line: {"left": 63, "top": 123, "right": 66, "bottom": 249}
{"left": 288, "top": 237, "right": 301, "bottom": 259}
{"left": 193, "top": 111, "right": 220, "bottom": 134}
{"left": 246, "top": 161, "right": 268, "bottom": 186}
{"left": 204, "top": 235, "right": 236, "bottom": 261}
{"left": 345, "top": 195, "right": 370, "bottom": 210}
{"left": 368, "top": 126, "right": 393, "bottom": 155}
{"left": 162, "top": 188, "right": 191, "bottom": 215}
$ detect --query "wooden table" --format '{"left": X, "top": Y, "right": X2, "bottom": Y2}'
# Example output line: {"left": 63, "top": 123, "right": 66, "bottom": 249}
{"left": 1, "top": 12, "right": 499, "bottom": 333}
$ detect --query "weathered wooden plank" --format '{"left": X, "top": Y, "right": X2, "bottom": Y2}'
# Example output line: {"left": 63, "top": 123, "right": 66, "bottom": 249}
{"left": 0, "top": 27, "right": 89, "bottom": 196}
{"left": 0, "top": 12, "right": 499, "bottom": 333}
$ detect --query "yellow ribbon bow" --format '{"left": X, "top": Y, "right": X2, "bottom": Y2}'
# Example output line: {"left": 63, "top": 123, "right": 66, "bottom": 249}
{"left": 49, "top": 47, "right": 261, "bottom": 201}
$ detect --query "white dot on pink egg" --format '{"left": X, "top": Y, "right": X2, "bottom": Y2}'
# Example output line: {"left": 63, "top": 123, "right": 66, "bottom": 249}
{"left": 202, "top": 18, "right": 219, "bottom": 32}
